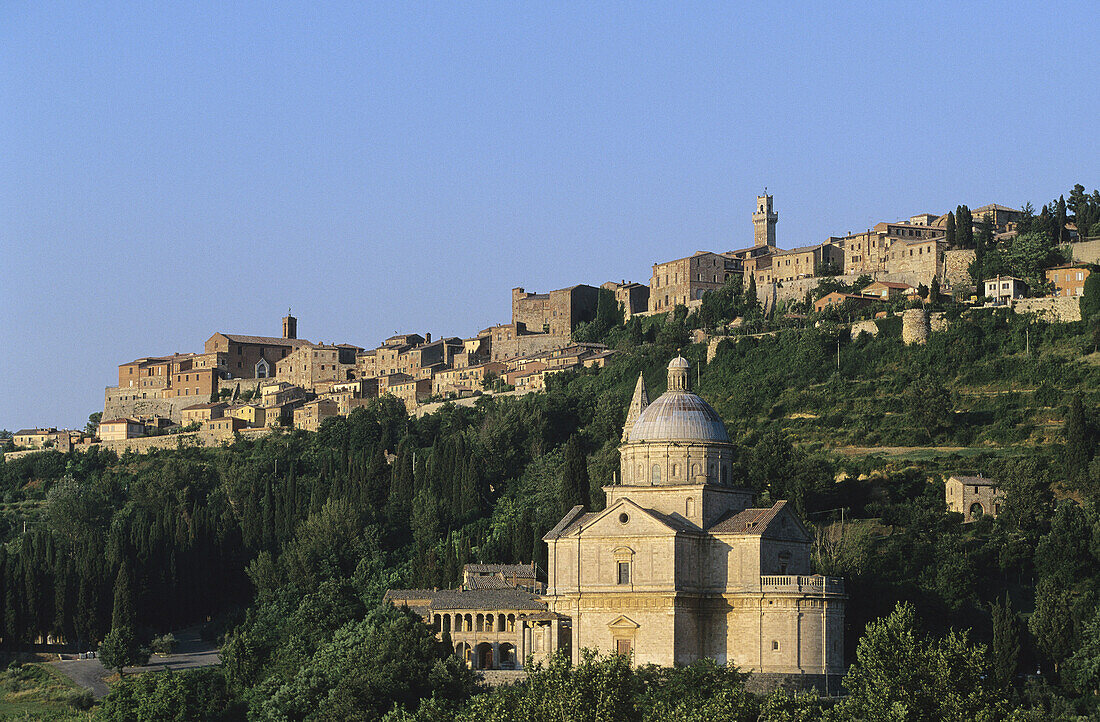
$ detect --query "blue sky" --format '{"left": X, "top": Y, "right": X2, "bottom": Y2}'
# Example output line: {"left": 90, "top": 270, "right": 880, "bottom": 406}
{"left": 2, "top": 2, "right": 1097, "bottom": 430}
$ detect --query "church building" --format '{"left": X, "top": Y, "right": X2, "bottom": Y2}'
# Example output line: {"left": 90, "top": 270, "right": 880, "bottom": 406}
{"left": 541, "top": 356, "right": 845, "bottom": 688}
{"left": 387, "top": 356, "right": 845, "bottom": 690}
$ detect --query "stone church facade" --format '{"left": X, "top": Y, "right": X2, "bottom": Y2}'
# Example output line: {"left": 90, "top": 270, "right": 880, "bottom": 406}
{"left": 542, "top": 357, "right": 845, "bottom": 688}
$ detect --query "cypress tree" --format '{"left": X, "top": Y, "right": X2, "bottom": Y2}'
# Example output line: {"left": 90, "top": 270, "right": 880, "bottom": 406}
{"left": 945, "top": 211, "right": 956, "bottom": 245}
{"left": 991, "top": 593, "right": 1020, "bottom": 690}
{"left": 1063, "top": 394, "right": 1094, "bottom": 486}
{"left": 1056, "top": 195, "right": 1068, "bottom": 244}
{"left": 111, "top": 559, "right": 135, "bottom": 632}
{"left": 560, "top": 435, "right": 591, "bottom": 512}
{"left": 747, "top": 274, "right": 758, "bottom": 308}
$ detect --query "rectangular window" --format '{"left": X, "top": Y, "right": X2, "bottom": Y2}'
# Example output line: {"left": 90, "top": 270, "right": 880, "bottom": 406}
{"left": 617, "top": 561, "right": 630, "bottom": 585}
{"left": 616, "top": 639, "right": 632, "bottom": 656}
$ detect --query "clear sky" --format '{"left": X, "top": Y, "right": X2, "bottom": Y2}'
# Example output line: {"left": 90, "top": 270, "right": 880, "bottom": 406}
{"left": 2, "top": 2, "right": 1097, "bottom": 431}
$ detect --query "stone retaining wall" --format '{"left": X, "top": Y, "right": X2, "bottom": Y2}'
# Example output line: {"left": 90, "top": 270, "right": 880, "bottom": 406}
{"left": 1012, "top": 296, "right": 1082, "bottom": 322}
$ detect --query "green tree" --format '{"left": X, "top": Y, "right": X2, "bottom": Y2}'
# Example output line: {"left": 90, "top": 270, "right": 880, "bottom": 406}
{"left": 1063, "top": 394, "right": 1095, "bottom": 487}
{"left": 990, "top": 593, "right": 1019, "bottom": 690}
{"left": 1029, "top": 578, "right": 1075, "bottom": 673}
{"left": 99, "top": 625, "right": 149, "bottom": 677}
{"left": 85, "top": 412, "right": 102, "bottom": 436}
{"left": 560, "top": 435, "right": 591, "bottom": 512}
{"left": 257, "top": 604, "right": 475, "bottom": 721}
{"left": 945, "top": 211, "right": 956, "bottom": 246}
{"left": 904, "top": 376, "right": 952, "bottom": 439}
{"left": 831, "top": 602, "right": 1008, "bottom": 721}
{"left": 1063, "top": 612, "right": 1100, "bottom": 696}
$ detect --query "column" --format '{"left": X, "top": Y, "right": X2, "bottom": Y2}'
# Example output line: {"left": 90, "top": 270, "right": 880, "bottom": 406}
{"left": 550, "top": 617, "right": 560, "bottom": 655}
{"left": 491, "top": 642, "right": 499, "bottom": 670}
{"left": 518, "top": 621, "right": 526, "bottom": 668}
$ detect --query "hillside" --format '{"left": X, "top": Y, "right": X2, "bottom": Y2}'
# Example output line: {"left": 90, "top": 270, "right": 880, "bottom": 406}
{"left": 1, "top": 299, "right": 1099, "bottom": 719}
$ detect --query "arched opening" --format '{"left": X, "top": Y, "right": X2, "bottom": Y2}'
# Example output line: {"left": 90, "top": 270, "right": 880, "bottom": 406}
{"left": 476, "top": 613, "right": 484, "bottom": 632}
{"left": 475, "top": 642, "right": 494, "bottom": 670}
{"left": 464, "top": 614, "right": 473, "bottom": 631}
{"left": 499, "top": 643, "right": 517, "bottom": 669}
{"left": 651, "top": 464, "right": 661, "bottom": 484}
{"left": 686, "top": 497, "right": 696, "bottom": 518}
{"left": 498, "top": 613, "right": 506, "bottom": 631}
{"left": 507, "top": 614, "right": 515, "bottom": 632}
{"left": 442, "top": 615, "right": 451, "bottom": 633}
{"left": 433, "top": 615, "right": 441, "bottom": 633}
{"left": 691, "top": 463, "right": 699, "bottom": 477}
{"left": 969, "top": 502, "right": 984, "bottom": 518}
{"left": 485, "top": 614, "right": 494, "bottom": 632}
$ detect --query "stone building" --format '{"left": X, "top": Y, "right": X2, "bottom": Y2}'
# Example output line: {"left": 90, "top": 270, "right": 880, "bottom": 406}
{"left": 649, "top": 252, "right": 742, "bottom": 313}
{"left": 276, "top": 344, "right": 360, "bottom": 392}
{"left": 1046, "top": 265, "right": 1091, "bottom": 298}
{"left": 885, "top": 237, "right": 946, "bottom": 286}
{"left": 432, "top": 362, "right": 507, "bottom": 398}
{"left": 98, "top": 418, "right": 145, "bottom": 441}
{"left": 984, "top": 276, "right": 1028, "bottom": 304}
{"left": 835, "top": 222, "right": 945, "bottom": 276}
{"left": 180, "top": 402, "right": 227, "bottom": 425}
{"left": 512, "top": 285, "right": 600, "bottom": 338}
{"left": 542, "top": 357, "right": 845, "bottom": 687}
{"left": 204, "top": 313, "right": 313, "bottom": 380}
{"left": 749, "top": 243, "right": 844, "bottom": 285}
{"left": 384, "top": 588, "right": 566, "bottom": 671}
{"left": 293, "top": 398, "right": 339, "bottom": 432}
{"left": 945, "top": 475, "right": 1004, "bottom": 522}
{"left": 13, "top": 428, "right": 82, "bottom": 450}
{"left": 602, "top": 281, "right": 650, "bottom": 320}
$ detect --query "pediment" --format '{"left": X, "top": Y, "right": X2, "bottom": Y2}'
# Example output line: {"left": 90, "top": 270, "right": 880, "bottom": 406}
{"left": 607, "top": 615, "right": 640, "bottom": 630}
{"left": 578, "top": 498, "right": 680, "bottom": 538}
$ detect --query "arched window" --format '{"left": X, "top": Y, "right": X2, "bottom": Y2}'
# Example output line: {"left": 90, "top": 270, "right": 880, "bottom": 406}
{"left": 691, "top": 463, "right": 699, "bottom": 477}
{"left": 651, "top": 464, "right": 661, "bottom": 484}
{"left": 671, "top": 463, "right": 678, "bottom": 478}
{"left": 686, "top": 497, "right": 696, "bottom": 518}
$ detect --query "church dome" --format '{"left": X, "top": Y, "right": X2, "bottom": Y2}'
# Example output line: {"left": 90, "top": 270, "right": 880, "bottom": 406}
{"left": 626, "top": 357, "right": 730, "bottom": 444}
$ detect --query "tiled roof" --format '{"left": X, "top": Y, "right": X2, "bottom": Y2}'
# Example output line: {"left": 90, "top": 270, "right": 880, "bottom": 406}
{"left": 465, "top": 564, "right": 537, "bottom": 578}
{"left": 708, "top": 501, "right": 788, "bottom": 535}
{"left": 181, "top": 402, "right": 227, "bottom": 411}
{"left": 866, "top": 281, "right": 913, "bottom": 290}
{"left": 384, "top": 588, "right": 546, "bottom": 611}
{"left": 543, "top": 505, "right": 586, "bottom": 540}
{"left": 465, "top": 576, "right": 514, "bottom": 590}
{"left": 218, "top": 334, "right": 313, "bottom": 347}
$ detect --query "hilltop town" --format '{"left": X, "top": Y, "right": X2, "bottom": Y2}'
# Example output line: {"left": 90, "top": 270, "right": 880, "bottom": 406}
{"left": 6, "top": 190, "right": 1099, "bottom": 453}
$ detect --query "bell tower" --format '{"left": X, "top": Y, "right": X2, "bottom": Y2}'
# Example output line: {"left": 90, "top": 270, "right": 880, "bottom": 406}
{"left": 753, "top": 193, "right": 777, "bottom": 248}
{"left": 282, "top": 309, "right": 297, "bottom": 340}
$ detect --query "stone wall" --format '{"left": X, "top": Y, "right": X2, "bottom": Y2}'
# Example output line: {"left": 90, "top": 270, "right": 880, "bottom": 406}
{"left": 850, "top": 320, "right": 879, "bottom": 339}
{"left": 943, "top": 249, "right": 976, "bottom": 289}
{"left": 1012, "top": 296, "right": 1082, "bottom": 322}
{"left": 1068, "top": 238, "right": 1100, "bottom": 264}
{"left": 103, "top": 387, "right": 211, "bottom": 424}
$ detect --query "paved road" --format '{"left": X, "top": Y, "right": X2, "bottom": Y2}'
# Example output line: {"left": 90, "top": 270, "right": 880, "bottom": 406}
{"left": 51, "top": 627, "right": 220, "bottom": 699}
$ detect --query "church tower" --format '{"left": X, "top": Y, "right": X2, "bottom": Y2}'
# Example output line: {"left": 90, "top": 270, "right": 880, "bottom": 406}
{"left": 753, "top": 193, "right": 777, "bottom": 248}
{"left": 282, "top": 309, "right": 297, "bottom": 340}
